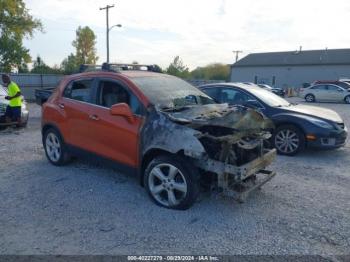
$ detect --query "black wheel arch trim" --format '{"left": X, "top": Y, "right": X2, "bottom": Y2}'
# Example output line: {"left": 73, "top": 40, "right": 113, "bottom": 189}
{"left": 42, "top": 123, "right": 66, "bottom": 144}
{"left": 270, "top": 114, "right": 308, "bottom": 136}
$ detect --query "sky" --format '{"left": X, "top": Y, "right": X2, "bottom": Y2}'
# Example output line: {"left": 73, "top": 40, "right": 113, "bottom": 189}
{"left": 24, "top": 0, "right": 350, "bottom": 70}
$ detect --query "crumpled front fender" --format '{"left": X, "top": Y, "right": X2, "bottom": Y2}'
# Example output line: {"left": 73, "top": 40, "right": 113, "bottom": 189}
{"left": 140, "top": 109, "right": 206, "bottom": 159}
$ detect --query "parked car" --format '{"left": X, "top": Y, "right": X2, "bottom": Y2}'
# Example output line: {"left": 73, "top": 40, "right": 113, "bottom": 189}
{"left": 41, "top": 64, "right": 277, "bottom": 209}
{"left": 200, "top": 83, "right": 347, "bottom": 156}
{"left": 257, "top": 84, "right": 285, "bottom": 97}
{"left": 35, "top": 87, "right": 56, "bottom": 105}
{"left": 0, "top": 84, "right": 29, "bottom": 128}
{"left": 312, "top": 80, "right": 350, "bottom": 90}
{"left": 300, "top": 84, "right": 350, "bottom": 103}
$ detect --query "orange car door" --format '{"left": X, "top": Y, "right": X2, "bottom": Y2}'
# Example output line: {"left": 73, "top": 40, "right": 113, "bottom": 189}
{"left": 59, "top": 78, "right": 96, "bottom": 152}
{"left": 86, "top": 79, "right": 144, "bottom": 168}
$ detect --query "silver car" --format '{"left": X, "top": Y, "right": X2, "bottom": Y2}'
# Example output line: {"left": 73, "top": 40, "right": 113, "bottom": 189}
{"left": 300, "top": 84, "right": 350, "bottom": 104}
{"left": 0, "top": 84, "right": 29, "bottom": 128}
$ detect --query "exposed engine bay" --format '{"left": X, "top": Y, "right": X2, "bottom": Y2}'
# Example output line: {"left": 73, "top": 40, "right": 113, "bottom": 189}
{"left": 161, "top": 103, "right": 277, "bottom": 201}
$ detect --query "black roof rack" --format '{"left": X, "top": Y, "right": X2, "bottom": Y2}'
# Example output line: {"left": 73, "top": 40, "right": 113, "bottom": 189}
{"left": 79, "top": 63, "right": 162, "bottom": 73}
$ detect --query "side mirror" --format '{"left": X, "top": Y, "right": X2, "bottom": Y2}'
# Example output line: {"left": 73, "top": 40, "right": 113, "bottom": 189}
{"left": 243, "top": 99, "right": 261, "bottom": 109}
{"left": 110, "top": 103, "right": 135, "bottom": 123}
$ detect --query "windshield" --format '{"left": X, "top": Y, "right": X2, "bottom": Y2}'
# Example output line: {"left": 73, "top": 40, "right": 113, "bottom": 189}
{"left": 0, "top": 85, "right": 7, "bottom": 96}
{"left": 248, "top": 87, "right": 290, "bottom": 107}
{"left": 131, "top": 75, "right": 215, "bottom": 109}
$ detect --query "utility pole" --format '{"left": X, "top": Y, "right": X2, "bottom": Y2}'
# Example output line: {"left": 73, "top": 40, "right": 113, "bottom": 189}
{"left": 100, "top": 4, "right": 115, "bottom": 63}
{"left": 233, "top": 50, "right": 243, "bottom": 62}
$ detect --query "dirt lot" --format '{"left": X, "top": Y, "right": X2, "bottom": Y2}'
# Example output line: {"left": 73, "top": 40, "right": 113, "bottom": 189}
{"left": 0, "top": 98, "right": 349, "bottom": 255}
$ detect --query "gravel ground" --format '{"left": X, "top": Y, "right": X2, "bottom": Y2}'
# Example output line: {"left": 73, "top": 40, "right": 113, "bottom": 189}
{"left": 0, "top": 99, "right": 349, "bottom": 255}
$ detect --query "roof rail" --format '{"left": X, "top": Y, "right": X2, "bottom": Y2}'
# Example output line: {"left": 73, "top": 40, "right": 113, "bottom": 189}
{"left": 79, "top": 63, "right": 162, "bottom": 73}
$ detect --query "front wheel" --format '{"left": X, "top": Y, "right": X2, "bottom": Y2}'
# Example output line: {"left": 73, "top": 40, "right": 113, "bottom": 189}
{"left": 144, "top": 155, "right": 199, "bottom": 210}
{"left": 43, "top": 128, "right": 70, "bottom": 166}
{"left": 273, "top": 125, "right": 305, "bottom": 156}
{"left": 345, "top": 96, "right": 350, "bottom": 104}
{"left": 305, "top": 94, "right": 315, "bottom": 102}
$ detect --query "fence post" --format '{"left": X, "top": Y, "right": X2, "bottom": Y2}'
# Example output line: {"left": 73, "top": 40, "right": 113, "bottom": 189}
{"left": 40, "top": 74, "right": 43, "bottom": 89}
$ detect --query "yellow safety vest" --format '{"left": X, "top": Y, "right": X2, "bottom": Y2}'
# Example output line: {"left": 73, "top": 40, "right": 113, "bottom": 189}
{"left": 8, "top": 82, "right": 22, "bottom": 107}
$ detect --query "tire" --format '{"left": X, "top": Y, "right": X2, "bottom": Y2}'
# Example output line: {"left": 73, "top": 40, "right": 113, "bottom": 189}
{"left": 43, "top": 128, "right": 71, "bottom": 166}
{"left": 144, "top": 154, "right": 200, "bottom": 210}
{"left": 273, "top": 125, "right": 305, "bottom": 156}
{"left": 345, "top": 95, "right": 350, "bottom": 104}
{"left": 16, "top": 117, "right": 28, "bottom": 128}
{"left": 305, "top": 94, "right": 315, "bottom": 102}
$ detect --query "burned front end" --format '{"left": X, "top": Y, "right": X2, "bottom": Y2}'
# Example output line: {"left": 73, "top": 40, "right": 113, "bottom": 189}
{"left": 141, "top": 103, "right": 276, "bottom": 202}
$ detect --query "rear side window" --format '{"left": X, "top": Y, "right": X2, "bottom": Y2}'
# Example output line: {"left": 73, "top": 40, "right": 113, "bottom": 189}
{"left": 327, "top": 85, "right": 343, "bottom": 91}
{"left": 63, "top": 79, "right": 93, "bottom": 103}
{"left": 311, "top": 85, "right": 327, "bottom": 90}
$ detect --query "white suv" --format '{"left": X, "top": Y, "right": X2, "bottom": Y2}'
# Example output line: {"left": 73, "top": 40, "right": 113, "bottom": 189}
{"left": 0, "top": 85, "right": 29, "bottom": 128}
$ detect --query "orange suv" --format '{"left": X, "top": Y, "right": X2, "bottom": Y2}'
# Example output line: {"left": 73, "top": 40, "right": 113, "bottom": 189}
{"left": 41, "top": 64, "right": 276, "bottom": 209}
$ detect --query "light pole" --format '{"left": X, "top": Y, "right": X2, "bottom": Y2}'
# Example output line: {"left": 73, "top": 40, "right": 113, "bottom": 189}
{"left": 107, "top": 24, "right": 122, "bottom": 63}
{"left": 100, "top": 4, "right": 118, "bottom": 63}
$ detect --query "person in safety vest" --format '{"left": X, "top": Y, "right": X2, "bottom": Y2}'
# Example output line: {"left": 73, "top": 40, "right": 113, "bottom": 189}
{"left": 2, "top": 74, "right": 22, "bottom": 123}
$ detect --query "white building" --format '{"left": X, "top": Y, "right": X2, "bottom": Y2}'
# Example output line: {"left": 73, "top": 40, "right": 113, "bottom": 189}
{"left": 230, "top": 48, "right": 350, "bottom": 89}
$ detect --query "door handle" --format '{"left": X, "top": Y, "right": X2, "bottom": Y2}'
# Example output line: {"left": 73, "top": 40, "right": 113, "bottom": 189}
{"left": 58, "top": 103, "right": 65, "bottom": 109}
{"left": 89, "top": 114, "right": 99, "bottom": 121}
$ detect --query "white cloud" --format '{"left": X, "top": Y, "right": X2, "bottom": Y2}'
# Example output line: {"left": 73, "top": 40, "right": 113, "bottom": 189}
{"left": 25, "top": 0, "right": 350, "bottom": 69}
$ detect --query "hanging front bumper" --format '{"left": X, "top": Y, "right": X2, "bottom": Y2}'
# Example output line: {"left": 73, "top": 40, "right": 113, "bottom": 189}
{"left": 194, "top": 148, "right": 277, "bottom": 202}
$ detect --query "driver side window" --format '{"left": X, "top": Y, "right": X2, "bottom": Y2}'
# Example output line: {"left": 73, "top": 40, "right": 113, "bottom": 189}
{"left": 219, "top": 88, "right": 254, "bottom": 105}
{"left": 97, "top": 80, "right": 143, "bottom": 115}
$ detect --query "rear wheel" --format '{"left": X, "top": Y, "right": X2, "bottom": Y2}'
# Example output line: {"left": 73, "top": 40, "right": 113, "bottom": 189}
{"left": 345, "top": 95, "right": 350, "bottom": 104}
{"left": 273, "top": 125, "right": 305, "bottom": 156}
{"left": 305, "top": 94, "right": 315, "bottom": 102}
{"left": 144, "top": 155, "right": 199, "bottom": 210}
{"left": 43, "top": 128, "right": 70, "bottom": 166}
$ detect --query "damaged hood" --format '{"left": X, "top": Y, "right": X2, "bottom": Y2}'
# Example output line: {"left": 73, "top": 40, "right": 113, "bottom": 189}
{"left": 281, "top": 104, "right": 343, "bottom": 123}
{"left": 163, "top": 103, "right": 274, "bottom": 131}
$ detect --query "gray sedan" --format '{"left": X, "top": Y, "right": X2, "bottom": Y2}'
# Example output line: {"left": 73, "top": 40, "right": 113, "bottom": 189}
{"left": 300, "top": 84, "right": 350, "bottom": 103}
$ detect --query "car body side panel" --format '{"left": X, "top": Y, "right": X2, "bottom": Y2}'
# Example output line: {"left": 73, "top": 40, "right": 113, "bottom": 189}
{"left": 140, "top": 108, "right": 206, "bottom": 159}
{"left": 86, "top": 105, "right": 143, "bottom": 167}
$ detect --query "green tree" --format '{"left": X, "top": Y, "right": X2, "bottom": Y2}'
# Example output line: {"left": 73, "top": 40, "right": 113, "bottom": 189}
{"left": 31, "top": 55, "right": 63, "bottom": 74}
{"left": 166, "top": 56, "right": 190, "bottom": 78}
{"left": 61, "top": 53, "right": 78, "bottom": 74}
{"left": 0, "top": 0, "right": 43, "bottom": 72}
{"left": 152, "top": 64, "right": 163, "bottom": 73}
{"left": 18, "top": 62, "right": 29, "bottom": 73}
{"left": 190, "top": 63, "right": 230, "bottom": 81}
{"left": 72, "top": 26, "right": 98, "bottom": 65}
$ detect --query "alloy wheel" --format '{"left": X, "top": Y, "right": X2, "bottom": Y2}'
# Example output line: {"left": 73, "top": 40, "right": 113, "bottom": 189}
{"left": 305, "top": 95, "right": 314, "bottom": 102}
{"left": 45, "top": 132, "right": 61, "bottom": 162}
{"left": 345, "top": 96, "right": 350, "bottom": 104}
{"left": 275, "top": 129, "right": 300, "bottom": 154}
{"left": 148, "top": 163, "right": 187, "bottom": 207}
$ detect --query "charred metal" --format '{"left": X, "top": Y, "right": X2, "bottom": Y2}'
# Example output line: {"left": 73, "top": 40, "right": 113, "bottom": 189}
{"left": 140, "top": 103, "right": 277, "bottom": 202}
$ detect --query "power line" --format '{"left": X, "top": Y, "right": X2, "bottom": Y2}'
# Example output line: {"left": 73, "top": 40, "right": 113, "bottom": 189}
{"left": 232, "top": 50, "right": 243, "bottom": 62}
{"left": 100, "top": 4, "right": 115, "bottom": 63}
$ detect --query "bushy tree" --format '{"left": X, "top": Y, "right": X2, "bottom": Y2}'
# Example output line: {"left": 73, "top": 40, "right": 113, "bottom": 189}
{"left": 72, "top": 26, "right": 98, "bottom": 65}
{"left": 166, "top": 56, "right": 190, "bottom": 78}
{"left": 0, "top": 0, "right": 43, "bottom": 72}
{"left": 31, "top": 56, "right": 63, "bottom": 74}
{"left": 190, "top": 63, "right": 230, "bottom": 81}
{"left": 61, "top": 53, "right": 78, "bottom": 74}
{"left": 152, "top": 64, "right": 163, "bottom": 73}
